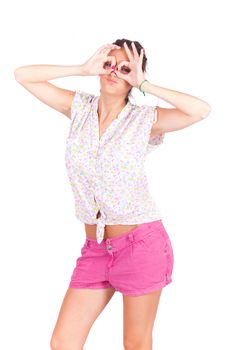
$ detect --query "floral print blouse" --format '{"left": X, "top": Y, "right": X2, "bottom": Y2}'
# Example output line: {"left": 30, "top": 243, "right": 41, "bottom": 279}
{"left": 65, "top": 89, "right": 165, "bottom": 244}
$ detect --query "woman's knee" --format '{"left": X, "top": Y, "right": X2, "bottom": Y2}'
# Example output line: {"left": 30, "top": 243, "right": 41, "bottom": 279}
{"left": 50, "top": 335, "right": 84, "bottom": 350}
{"left": 123, "top": 334, "right": 153, "bottom": 350}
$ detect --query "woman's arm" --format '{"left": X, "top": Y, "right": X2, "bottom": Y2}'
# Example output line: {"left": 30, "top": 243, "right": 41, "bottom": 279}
{"left": 14, "top": 64, "right": 86, "bottom": 82}
{"left": 14, "top": 43, "right": 121, "bottom": 118}
{"left": 14, "top": 64, "right": 87, "bottom": 118}
{"left": 142, "top": 81, "right": 211, "bottom": 135}
{"left": 142, "top": 81, "right": 211, "bottom": 118}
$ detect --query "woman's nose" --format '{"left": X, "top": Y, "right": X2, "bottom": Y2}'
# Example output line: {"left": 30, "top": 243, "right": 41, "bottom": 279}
{"left": 110, "top": 68, "right": 118, "bottom": 76}
{"left": 111, "top": 65, "right": 118, "bottom": 70}
{"left": 111, "top": 65, "right": 119, "bottom": 73}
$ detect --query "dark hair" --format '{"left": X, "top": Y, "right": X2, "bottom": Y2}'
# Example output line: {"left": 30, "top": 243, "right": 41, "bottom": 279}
{"left": 111, "top": 38, "right": 148, "bottom": 103}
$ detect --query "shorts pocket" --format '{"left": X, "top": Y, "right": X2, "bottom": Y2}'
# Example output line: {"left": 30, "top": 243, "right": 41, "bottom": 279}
{"left": 139, "top": 231, "right": 174, "bottom": 283}
{"left": 140, "top": 226, "right": 174, "bottom": 261}
{"left": 138, "top": 228, "right": 167, "bottom": 252}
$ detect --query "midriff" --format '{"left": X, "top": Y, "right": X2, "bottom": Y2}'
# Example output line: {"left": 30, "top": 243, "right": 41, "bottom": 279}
{"left": 85, "top": 223, "right": 139, "bottom": 240}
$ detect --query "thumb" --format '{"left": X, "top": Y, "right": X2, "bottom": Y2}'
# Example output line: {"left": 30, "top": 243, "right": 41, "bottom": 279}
{"left": 112, "top": 67, "right": 128, "bottom": 81}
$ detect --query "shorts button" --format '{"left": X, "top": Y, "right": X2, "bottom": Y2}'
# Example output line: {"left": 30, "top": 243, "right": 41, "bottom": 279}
{"left": 107, "top": 245, "right": 112, "bottom": 250}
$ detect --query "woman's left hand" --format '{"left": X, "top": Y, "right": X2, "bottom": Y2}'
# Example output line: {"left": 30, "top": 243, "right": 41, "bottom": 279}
{"left": 111, "top": 42, "right": 146, "bottom": 88}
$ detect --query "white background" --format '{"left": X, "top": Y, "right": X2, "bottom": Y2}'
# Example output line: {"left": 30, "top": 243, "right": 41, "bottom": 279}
{"left": 1, "top": 0, "right": 232, "bottom": 349}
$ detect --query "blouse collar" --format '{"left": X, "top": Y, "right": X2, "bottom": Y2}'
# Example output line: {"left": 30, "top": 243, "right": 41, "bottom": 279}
{"left": 93, "top": 95, "right": 132, "bottom": 146}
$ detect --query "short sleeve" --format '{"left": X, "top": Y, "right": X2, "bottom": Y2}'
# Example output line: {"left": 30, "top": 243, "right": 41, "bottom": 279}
{"left": 70, "top": 89, "right": 95, "bottom": 122}
{"left": 147, "top": 106, "right": 165, "bottom": 154}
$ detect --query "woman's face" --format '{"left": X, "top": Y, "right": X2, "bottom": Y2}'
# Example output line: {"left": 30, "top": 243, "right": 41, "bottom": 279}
{"left": 98, "top": 47, "right": 132, "bottom": 98}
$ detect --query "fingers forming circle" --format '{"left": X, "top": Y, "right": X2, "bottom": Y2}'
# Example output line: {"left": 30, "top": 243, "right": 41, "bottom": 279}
{"left": 107, "top": 55, "right": 116, "bottom": 67}
{"left": 118, "top": 60, "right": 130, "bottom": 70}
{"left": 103, "top": 55, "right": 116, "bottom": 73}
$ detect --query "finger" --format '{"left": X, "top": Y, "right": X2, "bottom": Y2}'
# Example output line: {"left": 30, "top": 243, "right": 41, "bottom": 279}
{"left": 139, "top": 47, "right": 144, "bottom": 65}
{"left": 131, "top": 42, "right": 139, "bottom": 59}
{"left": 96, "top": 44, "right": 110, "bottom": 54}
{"left": 107, "top": 55, "right": 117, "bottom": 68}
{"left": 113, "top": 64, "right": 129, "bottom": 79}
{"left": 103, "top": 56, "right": 116, "bottom": 73}
{"left": 102, "top": 47, "right": 117, "bottom": 56}
{"left": 118, "top": 61, "right": 131, "bottom": 74}
{"left": 118, "top": 61, "right": 131, "bottom": 75}
{"left": 99, "top": 44, "right": 120, "bottom": 54}
{"left": 100, "top": 43, "right": 120, "bottom": 50}
{"left": 100, "top": 48, "right": 116, "bottom": 57}
{"left": 123, "top": 42, "right": 134, "bottom": 61}
{"left": 118, "top": 60, "right": 130, "bottom": 71}
{"left": 113, "top": 70, "right": 126, "bottom": 80}
{"left": 110, "top": 71, "right": 119, "bottom": 78}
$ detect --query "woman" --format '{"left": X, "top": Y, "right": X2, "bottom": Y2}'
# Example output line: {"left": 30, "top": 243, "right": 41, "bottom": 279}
{"left": 14, "top": 38, "right": 211, "bottom": 350}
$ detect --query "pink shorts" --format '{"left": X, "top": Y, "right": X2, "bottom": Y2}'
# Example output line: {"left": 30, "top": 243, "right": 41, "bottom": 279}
{"left": 69, "top": 219, "right": 174, "bottom": 296}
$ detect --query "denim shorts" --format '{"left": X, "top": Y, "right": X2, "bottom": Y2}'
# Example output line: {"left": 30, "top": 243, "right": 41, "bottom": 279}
{"left": 69, "top": 219, "right": 174, "bottom": 296}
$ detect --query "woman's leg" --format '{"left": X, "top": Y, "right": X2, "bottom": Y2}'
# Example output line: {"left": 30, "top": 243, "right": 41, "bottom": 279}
{"left": 50, "top": 286, "right": 116, "bottom": 350}
{"left": 123, "top": 289, "right": 163, "bottom": 350}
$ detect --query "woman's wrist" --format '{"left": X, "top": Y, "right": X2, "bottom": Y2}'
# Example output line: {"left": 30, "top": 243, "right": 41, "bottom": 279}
{"left": 137, "top": 79, "right": 150, "bottom": 96}
{"left": 78, "top": 64, "right": 91, "bottom": 76}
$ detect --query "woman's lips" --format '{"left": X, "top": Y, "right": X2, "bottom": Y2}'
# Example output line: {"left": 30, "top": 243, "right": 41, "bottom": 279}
{"left": 108, "top": 79, "right": 118, "bottom": 84}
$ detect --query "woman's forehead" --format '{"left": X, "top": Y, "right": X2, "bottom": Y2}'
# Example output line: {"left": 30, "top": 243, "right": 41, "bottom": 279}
{"left": 108, "top": 49, "right": 130, "bottom": 62}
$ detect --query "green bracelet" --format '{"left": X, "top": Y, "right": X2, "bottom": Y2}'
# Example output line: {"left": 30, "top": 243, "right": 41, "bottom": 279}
{"left": 139, "top": 79, "right": 148, "bottom": 96}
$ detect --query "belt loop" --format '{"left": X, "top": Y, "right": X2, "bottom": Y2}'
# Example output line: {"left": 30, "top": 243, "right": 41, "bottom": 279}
{"left": 106, "top": 238, "right": 111, "bottom": 245}
{"left": 128, "top": 232, "right": 134, "bottom": 242}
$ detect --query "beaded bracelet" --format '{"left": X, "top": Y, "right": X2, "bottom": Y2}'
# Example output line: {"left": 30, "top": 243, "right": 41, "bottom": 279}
{"left": 138, "top": 79, "right": 149, "bottom": 96}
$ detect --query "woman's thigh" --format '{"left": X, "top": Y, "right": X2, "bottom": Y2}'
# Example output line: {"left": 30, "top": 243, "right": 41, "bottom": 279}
{"left": 50, "top": 287, "right": 115, "bottom": 349}
{"left": 123, "top": 289, "right": 163, "bottom": 350}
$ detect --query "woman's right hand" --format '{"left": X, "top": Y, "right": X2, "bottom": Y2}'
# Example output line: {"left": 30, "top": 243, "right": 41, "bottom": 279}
{"left": 82, "top": 44, "right": 121, "bottom": 76}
